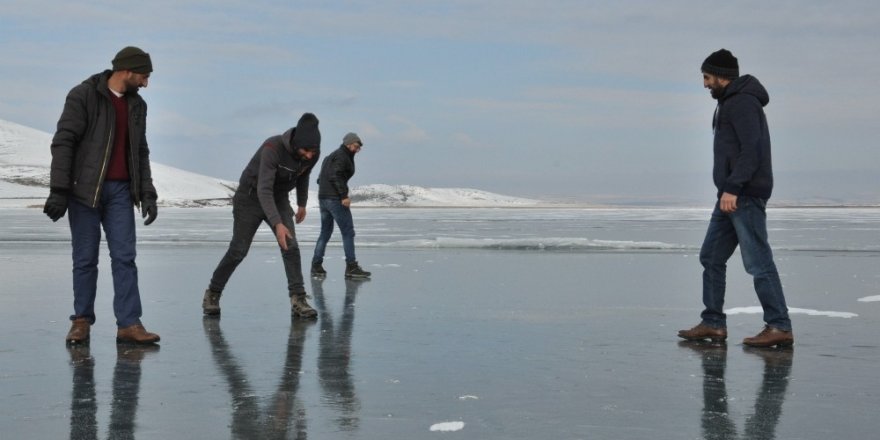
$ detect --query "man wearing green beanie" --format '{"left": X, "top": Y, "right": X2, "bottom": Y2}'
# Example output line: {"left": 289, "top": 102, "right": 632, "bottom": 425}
{"left": 45, "top": 46, "right": 160, "bottom": 345}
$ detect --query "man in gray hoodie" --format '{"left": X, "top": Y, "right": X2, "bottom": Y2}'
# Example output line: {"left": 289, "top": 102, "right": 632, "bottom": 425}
{"left": 203, "top": 113, "right": 321, "bottom": 318}
{"left": 678, "top": 49, "right": 793, "bottom": 348}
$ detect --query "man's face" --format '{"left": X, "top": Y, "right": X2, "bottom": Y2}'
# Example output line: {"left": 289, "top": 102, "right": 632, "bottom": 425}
{"left": 346, "top": 142, "right": 363, "bottom": 154}
{"left": 123, "top": 72, "right": 150, "bottom": 92}
{"left": 703, "top": 73, "right": 728, "bottom": 100}
{"left": 297, "top": 148, "right": 317, "bottom": 161}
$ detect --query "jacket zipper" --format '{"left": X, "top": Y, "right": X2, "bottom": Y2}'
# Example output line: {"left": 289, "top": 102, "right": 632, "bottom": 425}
{"left": 93, "top": 125, "right": 114, "bottom": 207}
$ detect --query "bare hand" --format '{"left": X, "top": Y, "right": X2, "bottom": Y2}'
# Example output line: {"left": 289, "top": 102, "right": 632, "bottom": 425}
{"left": 295, "top": 206, "right": 306, "bottom": 224}
{"left": 275, "top": 223, "right": 293, "bottom": 250}
{"left": 341, "top": 198, "right": 351, "bottom": 208}
{"left": 720, "top": 192, "right": 738, "bottom": 213}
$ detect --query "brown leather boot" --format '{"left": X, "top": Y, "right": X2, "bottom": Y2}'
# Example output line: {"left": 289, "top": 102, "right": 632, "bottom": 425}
{"left": 677, "top": 323, "right": 728, "bottom": 342}
{"left": 203, "top": 289, "right": 221, "bottom": 316}
{"left": 116, "top": 323, "right": 161, "bottom": 345}
{"left": 743, "top": 326, "right": 794, "bottom": 347}
{"left": 66, "top": 317, "right": 91, "bottom": 345}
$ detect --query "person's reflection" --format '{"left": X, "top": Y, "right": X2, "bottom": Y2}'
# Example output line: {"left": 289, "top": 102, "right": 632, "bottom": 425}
{"left": 67, "top": 344, "right": 158, "bottom": 440}
{"left": 203, "top": 316, "right": 311, "bottom": 439}
{"left": 311, "top": 277, "right": 362, "bottom": 432}
{"left": 742, "top": 346, "right": 793, "bottom": 440}
{"left": 679, "top": 341, "right": 793, "bottom": 440}
{"left": 68, "top": 346, "right": 96, "bottom": 440}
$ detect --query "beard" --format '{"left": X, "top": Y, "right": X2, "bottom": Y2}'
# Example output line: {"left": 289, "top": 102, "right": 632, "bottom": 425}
{"left": 709, "top": 84, "right": 725, "bottom": 100}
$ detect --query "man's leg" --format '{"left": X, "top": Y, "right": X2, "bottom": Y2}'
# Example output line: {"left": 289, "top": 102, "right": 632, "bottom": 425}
{"left": 730, "top": 197, "right": 791, "bottom": 331}
{"left": 276, "top": 203, "right": 305, "bottom": 295}
{"left": 68, "top": 197, "right": 103, "bottom": 324}
{"left": 209, "top": 194, "right": 263, "bottom": 293}
{"left": 311, "top": 199, "right": 335, "bottom": 266}
{"left": 698, "top": 202, "right": 740, "bottom": 329}
{"left": 330, "top": 201, "right": 357, "bottom": 264}
{"left": 101, "top": 182, "right": 142, "bottom": 328}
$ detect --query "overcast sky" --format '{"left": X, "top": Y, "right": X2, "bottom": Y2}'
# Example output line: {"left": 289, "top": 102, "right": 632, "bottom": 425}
{"left": 1, "top": 1, "right": 877, "bottom": 204}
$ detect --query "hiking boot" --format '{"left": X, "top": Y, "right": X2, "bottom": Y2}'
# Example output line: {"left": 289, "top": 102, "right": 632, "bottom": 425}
{"left": 743, "top": 326, "right": 794, "bottom": 347}
{"left": 66, "top": 317, "right": 91, "bottom": 345}
{"left": 202, "top": 289, "right": 221, "bottom": 316}
{"left": 345, "top": 261, "right": 371, "bottom": 279}
{"left": 311, "top": 262, "right": 327, "bottom": 278}
{"left": 290, "top": 294, "right": 318, "bottom": 319}
{"left": 116, "top": 323, "right": 161, "bottom": 345}
{"left": 677, "top": 323, "right": 728, "bottom": 342}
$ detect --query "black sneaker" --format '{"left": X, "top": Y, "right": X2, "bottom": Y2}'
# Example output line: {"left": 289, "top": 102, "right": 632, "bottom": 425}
{"left": 345, "top": 261, "right": 371, "bottom": 279}
{"left": 311, "top": 262, "right": 327, "bottom": 278}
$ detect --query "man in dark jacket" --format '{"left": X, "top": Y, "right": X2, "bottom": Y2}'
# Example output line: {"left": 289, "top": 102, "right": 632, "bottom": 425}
{"left": 203, "top": 113, "right": 321, "bottom": 318}
{"left": 44, "top": 46, "right": 161, "bottom": 345}
{"left": 679, "top": 49, "right": 793, "bottom": 348}
{"left": 310, "top": 132, "right": 371, "bottom": 279}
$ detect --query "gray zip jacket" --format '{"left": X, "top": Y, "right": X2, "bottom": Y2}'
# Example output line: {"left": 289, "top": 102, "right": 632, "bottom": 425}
{"left": 49, "top": 70, "right": 156, "bottom": 207}
{"left": 236, "top": 127, "right": 319, "bottom": 227}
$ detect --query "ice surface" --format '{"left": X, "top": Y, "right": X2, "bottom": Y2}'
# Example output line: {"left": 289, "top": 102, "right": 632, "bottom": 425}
{"left": 1, "top": 207, "right": 879, "bottom": 439}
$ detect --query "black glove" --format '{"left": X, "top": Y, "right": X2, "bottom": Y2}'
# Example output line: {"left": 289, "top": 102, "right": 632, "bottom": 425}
{"left": 43, "top": 190, "right": 69, "bottom": 222}
{"left": 142, "top": 196, "right": 158, "bottom": 226}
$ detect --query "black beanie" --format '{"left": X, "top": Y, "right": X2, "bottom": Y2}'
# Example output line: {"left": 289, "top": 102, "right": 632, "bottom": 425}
{"left": 701, "top": 49, "right": 739, "bottom": 79}
{"left": 292, "top": 113, "right": 321, "bottom": 151}
{"left": 112, "top": 46, "right": 153, "bottom": 74}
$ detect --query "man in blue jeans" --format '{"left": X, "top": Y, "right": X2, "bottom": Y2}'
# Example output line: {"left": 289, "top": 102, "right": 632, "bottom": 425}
{"left": 44, "top": 47, "right": 161, "bottom": 345}
{"left": 311, "top": 132, "right": 371, "bottom": 279}
{"left": 678, "top": 49, "right": 793, "bottom": 347}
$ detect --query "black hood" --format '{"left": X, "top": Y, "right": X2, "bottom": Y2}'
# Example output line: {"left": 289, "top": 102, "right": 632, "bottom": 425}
{"left": 721, "top": 74, "right": 769, "bottom": 107}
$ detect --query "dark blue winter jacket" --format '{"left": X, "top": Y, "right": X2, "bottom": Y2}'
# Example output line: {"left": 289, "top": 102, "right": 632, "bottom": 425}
{"left": 712, "top": 74, "right": 774, "bottom": 199}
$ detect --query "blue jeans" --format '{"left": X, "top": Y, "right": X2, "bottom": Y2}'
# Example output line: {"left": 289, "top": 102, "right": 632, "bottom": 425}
{"left": 699, "top": 196, "right": 791, "bottom": 331}
{"left": 67, "top": 181, "right": 142, "bottom": 328}
{"left": 209, "top": 192, "right": 306, "bottom": 295}
{"left": 312, "top": 198, "right": 356, "bottom": 265}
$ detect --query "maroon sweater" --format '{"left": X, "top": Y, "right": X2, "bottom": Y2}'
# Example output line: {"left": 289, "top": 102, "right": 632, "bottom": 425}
{"left": 106, "top": 91, "right": 129, "bottom": 181}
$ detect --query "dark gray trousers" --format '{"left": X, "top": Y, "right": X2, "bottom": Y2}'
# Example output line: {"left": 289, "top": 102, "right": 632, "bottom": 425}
{"left": 209, "top": 191, "right": 306, "bottom": 295}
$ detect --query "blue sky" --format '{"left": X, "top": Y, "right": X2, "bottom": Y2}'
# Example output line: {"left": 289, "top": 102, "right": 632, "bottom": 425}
{"left": 1, "top": 1, "right": 878, "bottom": 204}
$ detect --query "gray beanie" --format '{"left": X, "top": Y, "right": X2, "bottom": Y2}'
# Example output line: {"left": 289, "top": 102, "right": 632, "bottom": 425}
{"left": 342, "top": 132, "right": 362, "bottom": 146}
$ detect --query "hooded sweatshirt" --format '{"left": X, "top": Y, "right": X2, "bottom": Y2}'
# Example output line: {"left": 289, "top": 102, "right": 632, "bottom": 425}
{"left": 236, "top": 127, "right": 319, "bottom": 227}
{"left": 712, "top": 74, "right": 774, "bottom": 200}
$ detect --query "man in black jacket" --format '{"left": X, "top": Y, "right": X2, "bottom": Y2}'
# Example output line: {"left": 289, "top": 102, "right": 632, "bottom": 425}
{"left": 44, "top": 46, "right": 160, "bottom": 345}
{"left": 310, "top": 132, "right": 371, "bottom": 279}
{"left": 203, "top": 113, "right": 321, "bottom": 318}
{"left": 678, "top": 49, "right": 793, "bottom": 348}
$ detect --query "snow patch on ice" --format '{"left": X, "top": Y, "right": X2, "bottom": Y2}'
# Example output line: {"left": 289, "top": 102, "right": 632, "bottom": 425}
{"left": 726, "top": 306, "right": 857, "bottom": 318}
{"left": 430, "top": 421, "right": 465, "bottom": 432}
{"left": 857, "top": 295, "right": 880, "bottom": 302}
{"left": 458, "top": 395, "right": 479, "bottom": 400}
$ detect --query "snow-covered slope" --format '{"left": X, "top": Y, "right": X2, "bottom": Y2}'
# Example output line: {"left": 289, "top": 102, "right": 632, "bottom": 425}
{"left": 351, "top": 184, "right": 537, "bottom": 207}
{"left": 0, "top": 119, "right": 540, "bottom": 208}
{"left": 0, "top": 119, "right": 235, "bottom": 207}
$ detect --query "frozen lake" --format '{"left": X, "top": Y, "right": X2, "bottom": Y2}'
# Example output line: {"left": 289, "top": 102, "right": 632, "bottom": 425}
{"left": 1, "top": 206, "right": 879, "bottom": 438}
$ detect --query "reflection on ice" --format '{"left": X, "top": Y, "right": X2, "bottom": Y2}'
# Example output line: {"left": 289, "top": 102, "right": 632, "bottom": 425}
{"left": 679, "top": 341, "right": 792, "bottom": 440}
{"left": 68, "top": 344, "right": 159, "bottom": 439}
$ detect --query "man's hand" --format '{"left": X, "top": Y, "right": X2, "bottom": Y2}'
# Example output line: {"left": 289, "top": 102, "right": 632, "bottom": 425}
{"left": 720, "top": 192, "right": 738, "bottom": 213}
{"left": 341, "top": 197, "right": 351, "bottom": 208}
{"left": 275, "top": 223, "right": 293, "bottom": 251}
{"left": 295, "top": 206, "right": 307, "bottom": 224}
{"left": 142, "top": 196, "right": 158, "bottom": 226}
{"left": 43, "top": 191, "right": 69, "bottom": 222}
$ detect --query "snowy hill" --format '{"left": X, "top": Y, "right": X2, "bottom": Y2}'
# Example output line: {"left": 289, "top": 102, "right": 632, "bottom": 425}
{"left": 0, "top": 119, "right": 540, "bottom": 208}
{"left": 0, "top": 119, "right": 236, "bottom": 207}
{"left": 350, "top": 184, "right": 538, "bottom": 207}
